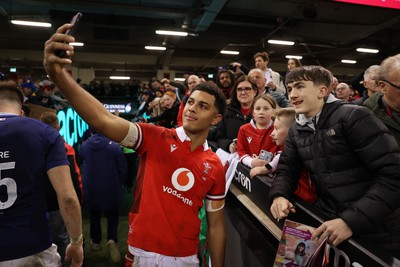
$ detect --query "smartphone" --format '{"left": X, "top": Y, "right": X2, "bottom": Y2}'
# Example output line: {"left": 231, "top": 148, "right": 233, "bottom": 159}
{"left": 259, "top": 150, "right": 273, "bottom": 162}
{"left": 57, "top": 12, "right": 83, "bottom": 58}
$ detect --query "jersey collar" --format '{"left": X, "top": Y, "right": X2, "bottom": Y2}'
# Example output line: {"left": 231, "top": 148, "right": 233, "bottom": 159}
{"left": 0, "top": 112, "right": 18, "bottom": 116}
{"left": 175, "top": 126, "right": 209, "bottom": 151}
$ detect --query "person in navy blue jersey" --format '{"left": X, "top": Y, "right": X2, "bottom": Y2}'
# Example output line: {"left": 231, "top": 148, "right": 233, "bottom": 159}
{"left": 0, "top": 81, "right": 83, "bottom": 266}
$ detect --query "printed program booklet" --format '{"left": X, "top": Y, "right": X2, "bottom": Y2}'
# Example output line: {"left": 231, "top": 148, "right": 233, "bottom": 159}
{"left": 273, "top": 219, "right": 329, "bottom": 267}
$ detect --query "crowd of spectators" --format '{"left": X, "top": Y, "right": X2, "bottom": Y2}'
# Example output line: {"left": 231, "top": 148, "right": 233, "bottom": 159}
{"left": 3, "top": 47, "right": 400, "bottom": 265}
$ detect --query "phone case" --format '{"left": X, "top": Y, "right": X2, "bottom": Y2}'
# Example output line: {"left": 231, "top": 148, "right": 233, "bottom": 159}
{"left": 57, "top": 12, "right": 83, "bottom": 58}
{"left": 259, "top": 150, "right": 273, "bottom": 162}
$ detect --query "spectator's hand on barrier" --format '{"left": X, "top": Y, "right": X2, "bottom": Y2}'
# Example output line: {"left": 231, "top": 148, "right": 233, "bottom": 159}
{"left": 312, "top": 218, "right": 353, "bottom": 247}
{"left": 270, "top": 196, "right": 296, "bottom": 220}
{"left": 44, "top": 24, "right": 76, "bottom": 79}
{"left": 65, "top": 243, "right": 84, "bottom": 267}
{"left": 251, "top": 157, "right": 268, "bottom": 167}
{"left": 249, "top": 166, "right": 269, "bottom": 178}
{"left": 229, "top": 142, "right": 237, "bottom": 153}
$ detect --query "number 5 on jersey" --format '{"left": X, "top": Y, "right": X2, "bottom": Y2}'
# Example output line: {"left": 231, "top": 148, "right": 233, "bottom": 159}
{"left": 0, "top": 162, "right": 17, "bottom": 210}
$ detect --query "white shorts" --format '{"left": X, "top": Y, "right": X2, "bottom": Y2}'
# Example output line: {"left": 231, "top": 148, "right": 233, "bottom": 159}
{"left": 128, "top": 246, "right": 199, "bottom": 267}
{"left": 0, "top": 244, "right": 61, "bottom": 267}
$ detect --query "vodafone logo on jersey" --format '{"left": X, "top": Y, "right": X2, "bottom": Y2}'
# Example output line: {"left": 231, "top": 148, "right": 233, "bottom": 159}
{"left": 171, "top": 168, "right": 195, "bottom": 191}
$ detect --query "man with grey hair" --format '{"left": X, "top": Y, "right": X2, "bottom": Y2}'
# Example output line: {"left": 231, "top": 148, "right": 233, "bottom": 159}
{"left": 364, "top": 55, "right": 400, "bottom": 146}
{"left": 248, "top": 68, "right": 290, "bottom": 107}
{"left": 329, "top": 76, "right": 338, "bottom": 93}
{"left": 352, "top": 65, "right": 380, "bottom": 106}
{"left": 335, "top": 82, "right": 353, "bottom": 102}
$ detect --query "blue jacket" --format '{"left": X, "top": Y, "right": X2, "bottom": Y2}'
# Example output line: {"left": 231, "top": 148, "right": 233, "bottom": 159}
{"left": 81, "top": 134, "right": 127, "bottom": 210}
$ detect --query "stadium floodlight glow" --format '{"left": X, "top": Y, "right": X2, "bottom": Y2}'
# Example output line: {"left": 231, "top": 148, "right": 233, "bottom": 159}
{"left": 285, "top": 55, "right": 303, "bottom": 59}
{"left": 268, "top": 39, "right": 295, "bottom": 46}
{"left": 109, "top": 76, "right": 130, "bottom": 80}
{"left": 341, "top": 59, "right": 357, "bottom": 64}
{"left": 11, "top": 19, "right": 51, "bottom": 27}
{"left": 145, "top": 46, "right": 167, "bottom": 50}
{"left": 70, "top": 42, "right": 84, "bottom": 47}
{"left": 155, "top": 30, "right": 188, "bottom": 36}
{"left": 356, "top": 48, "right": 379, "bottom": 54}
{"left": 220, "top": 50, "right": 240, "bottom": 55}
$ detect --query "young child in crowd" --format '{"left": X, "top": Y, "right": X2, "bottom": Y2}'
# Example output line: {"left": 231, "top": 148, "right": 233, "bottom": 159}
{"left": 236, "top": 94, "right": 281, "bottom": 174}
{"left": 250, "top": 108, "right": 317, "bottom": 202}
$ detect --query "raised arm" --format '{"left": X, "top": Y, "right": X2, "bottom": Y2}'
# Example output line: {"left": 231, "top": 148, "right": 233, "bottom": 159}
{"left": 43, "top": 23, "right": 130, "bottom": 143}
{"left": 48, "top": 165, "right": 83, "bottom": 267}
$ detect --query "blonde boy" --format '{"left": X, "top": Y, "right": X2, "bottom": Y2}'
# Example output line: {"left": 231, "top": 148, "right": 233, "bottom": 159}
{"left": 249, "top": 108, "right": 295, "bottom": 177}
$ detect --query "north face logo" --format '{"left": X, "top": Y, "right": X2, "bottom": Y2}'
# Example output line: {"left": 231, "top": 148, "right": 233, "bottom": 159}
{"left": 325, "top": 129, "right": 336, "bottom": 136}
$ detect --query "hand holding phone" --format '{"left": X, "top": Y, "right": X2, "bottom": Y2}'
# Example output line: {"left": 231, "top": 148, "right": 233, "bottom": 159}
{"left": 56, "top": 12, "right": 82, "bottom": 58}
{"left": 259, "top": 149, "right": 273, "bottom": 162}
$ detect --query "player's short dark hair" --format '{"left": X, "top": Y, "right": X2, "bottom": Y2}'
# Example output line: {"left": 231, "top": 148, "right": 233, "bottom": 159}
{"left": 285, "top": 65, "right": 333, "bottom": 88}
{"left": 191, "top": 81, "right": 227, "bottom": 115}
{"left": 0, "top": 82, "right": 24, "bottom": 106}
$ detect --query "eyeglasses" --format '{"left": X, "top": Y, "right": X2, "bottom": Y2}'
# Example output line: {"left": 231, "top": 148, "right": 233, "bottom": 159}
{"left": 382, "top": 79, "right": 400, "bottom": 90}
{"left": 237, "top": 87, "right": 253, "bottom": 93}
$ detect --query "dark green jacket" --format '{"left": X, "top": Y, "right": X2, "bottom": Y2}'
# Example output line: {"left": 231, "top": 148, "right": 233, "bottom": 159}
{"left": 364, "top": 92, "right": 400, "bottom": 146}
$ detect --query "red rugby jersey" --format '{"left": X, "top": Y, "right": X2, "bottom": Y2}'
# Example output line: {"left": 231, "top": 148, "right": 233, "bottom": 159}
{"left": 127, "top": 123, "right": 225, "bottom": 256}
{"left": 237, "top": 119, "right": 282, "bottom": 163}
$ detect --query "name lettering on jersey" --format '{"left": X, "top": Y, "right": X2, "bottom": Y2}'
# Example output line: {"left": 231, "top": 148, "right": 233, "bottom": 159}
{"left": 163, "top": 168, "right": 195, "bottom": 206}
{"left": 247, "top": 136, "right": 252, "bottom": 143}
{"left": 0, "top": 151, "right": 10, "bottom": 158}
{"left": 170, "top": 144, "right": 177, "bottom": 152}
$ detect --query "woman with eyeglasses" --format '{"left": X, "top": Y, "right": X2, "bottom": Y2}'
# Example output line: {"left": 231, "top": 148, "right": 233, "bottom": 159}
{"left": 213, "top": 75, "right": 258, "bottom": 153}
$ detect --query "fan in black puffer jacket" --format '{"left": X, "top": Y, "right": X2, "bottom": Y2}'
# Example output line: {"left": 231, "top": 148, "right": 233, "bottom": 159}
{"left": 270, "top": 96, "right": 400, "bottom": 256}
{"left": 269, "top": 65, "right": 400, "bottom": 258}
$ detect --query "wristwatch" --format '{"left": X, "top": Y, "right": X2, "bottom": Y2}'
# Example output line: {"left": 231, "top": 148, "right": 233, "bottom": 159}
{"left": 265, "top": 163, "right": 272, "bottom": 171}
